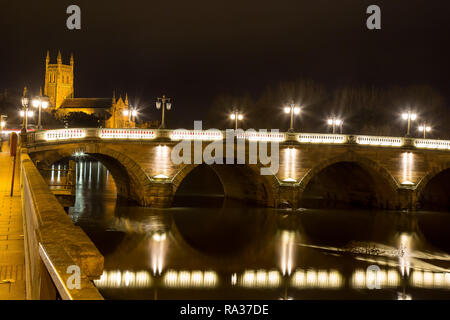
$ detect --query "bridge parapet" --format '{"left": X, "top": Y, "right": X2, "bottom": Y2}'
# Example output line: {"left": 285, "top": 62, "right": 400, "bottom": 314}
{"left": 414, "top": 138, "right": 450, "bottom": 150}
{"left": 21, "top": 152, "right": 103, "bottom": 300}
{"left": 27, "top": 128, "right": 450, "bottom": 151}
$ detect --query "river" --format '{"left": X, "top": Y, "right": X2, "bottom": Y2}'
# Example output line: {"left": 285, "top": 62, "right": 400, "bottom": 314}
{"left": 49, "top": 160, "right": 450, "bottom": 299}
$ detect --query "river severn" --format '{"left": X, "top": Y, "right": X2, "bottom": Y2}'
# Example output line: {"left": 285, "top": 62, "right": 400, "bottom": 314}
{"left": 48, "top": 160, "right": 450, "bottom": 299}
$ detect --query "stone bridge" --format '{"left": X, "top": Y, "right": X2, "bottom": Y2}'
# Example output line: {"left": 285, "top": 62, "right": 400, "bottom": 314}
{"left": 24, "top": 128, "right": 450, "bottom": 211}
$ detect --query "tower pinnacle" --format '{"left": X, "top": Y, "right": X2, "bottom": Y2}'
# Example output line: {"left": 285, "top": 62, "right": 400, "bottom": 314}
{"left": 57, "top": 50, "right": 62, "bottom": 64}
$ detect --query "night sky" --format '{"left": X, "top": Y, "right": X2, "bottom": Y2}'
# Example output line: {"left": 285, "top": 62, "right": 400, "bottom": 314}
{"left": 1, "top": 0, "right": 449, "bottom": 128}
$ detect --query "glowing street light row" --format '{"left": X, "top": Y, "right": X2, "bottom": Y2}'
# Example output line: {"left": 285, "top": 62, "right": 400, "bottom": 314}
{"left": 15, "top": 86, "right": 432, "bottom": 139}
{"left": 227, "top": 104, "right": 430, "bottom": 137}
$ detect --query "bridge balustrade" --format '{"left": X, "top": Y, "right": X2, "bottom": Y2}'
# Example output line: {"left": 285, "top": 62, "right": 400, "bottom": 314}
{"left": 99, "top": 128, "right": 156, "bottom": 139}
{"left": 355, "top": 135, "right": 403, "bottom": 147}
{"left": 170, "top": 129, "right": 223, "bottom": 141}
{"left": 25, "top": 128, "right": 450, "bottom": 152}
{"left": 414, "top": 139, "right": 450, "bottom": 150}
{"left": 43, "top": 128, "right": 86, "bottom": 141}
{"left": 298, "top": 133, "right": 347, "bottom": 144}
{"left": 236, "top": 131, "right": 286, "bottom": 142}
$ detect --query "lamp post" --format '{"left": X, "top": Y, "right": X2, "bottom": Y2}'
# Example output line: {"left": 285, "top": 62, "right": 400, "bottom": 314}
{"left": 156, "top": 95, "right": 172, "bottom": 129}
{"left": 283, "top": 102, "right": 301, "bottom": 132}
{"left": 20, "top": 87, "right": 32, "bottom": 134}
{"left": 327, "top": 117, "right": 343, "bottom": 134}
{"left": 123, "top": 105, "right": 138, "bottom": 128}
{"left": 19, "top": 110, "right": 34, "bottom": 129}
{"left": 418, "top": 123, "right": 431, "bottom": 139}
{"left": 229, "top": 111, "right": 243, "bottom": 130}
{"left": 32, "top": 96, "right": 49, "bottom": 130}
{"left": 401, "top": 110, "right": 417, "bottom": 137}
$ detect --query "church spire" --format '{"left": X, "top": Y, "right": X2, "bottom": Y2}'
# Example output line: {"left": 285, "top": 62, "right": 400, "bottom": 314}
{"left": 112, "top": 90, "right": 116, "bottom": 104}
{"left": 125, "top": 93, "right": 129, "bottom": 105}
{"left": 57, "top": 50, "right": 62, "bottom": 64}
{"left": 70, "top": 52, "right": 74, "bottom": 66}
{"left": 46, "top": 50, "right": 50, "bottom": 66}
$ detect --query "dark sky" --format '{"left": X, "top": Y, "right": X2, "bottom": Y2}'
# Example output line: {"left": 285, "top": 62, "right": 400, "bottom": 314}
{"left": 1, "top": 0, "right": 449, "bottom": 128}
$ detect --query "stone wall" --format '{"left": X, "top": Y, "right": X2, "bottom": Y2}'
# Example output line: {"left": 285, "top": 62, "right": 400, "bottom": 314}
{"left": 20, "top": 151, "right": 104, "bottom": 300}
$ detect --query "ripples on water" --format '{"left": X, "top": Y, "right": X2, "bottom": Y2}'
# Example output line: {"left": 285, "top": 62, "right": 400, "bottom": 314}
{"left": 46, "top": 160, "right": 450, "bottom": 299}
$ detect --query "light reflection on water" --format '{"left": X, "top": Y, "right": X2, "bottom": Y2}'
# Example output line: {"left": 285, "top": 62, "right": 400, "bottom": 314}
{"left": 44, "top": 160, "right": 450, "bottom": 299}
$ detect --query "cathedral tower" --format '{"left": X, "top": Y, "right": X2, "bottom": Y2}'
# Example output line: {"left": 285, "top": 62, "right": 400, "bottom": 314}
{"left": 44, "top": 50, "right": 74, "bottom": 109}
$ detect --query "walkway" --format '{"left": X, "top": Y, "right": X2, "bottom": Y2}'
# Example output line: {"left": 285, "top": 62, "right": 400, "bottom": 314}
{"left": 0, "top": 141, "right": 25, "bottom": 299}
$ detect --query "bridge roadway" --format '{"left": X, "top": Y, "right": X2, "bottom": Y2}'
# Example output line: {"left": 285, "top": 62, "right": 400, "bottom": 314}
{"left": 24, "top": 128, "right": 450, "bottom": 210}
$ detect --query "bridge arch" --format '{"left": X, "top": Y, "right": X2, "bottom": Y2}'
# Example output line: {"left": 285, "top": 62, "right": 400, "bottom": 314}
{"left": 29, "top": 143, "right": 153, "bottom": 206}
{"left": 298, "top": 152, "right": 399, "bottom": 209}
{"left": 171, "top": 162, "right": 280, "bottom": 207}
{"left": 415, "top": 162, "right": 450, "bottom": 210}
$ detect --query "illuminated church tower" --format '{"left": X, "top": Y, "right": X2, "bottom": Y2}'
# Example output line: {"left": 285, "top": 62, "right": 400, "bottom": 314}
{"left": 44, "top": 50, "right": 74, "bottom": 109}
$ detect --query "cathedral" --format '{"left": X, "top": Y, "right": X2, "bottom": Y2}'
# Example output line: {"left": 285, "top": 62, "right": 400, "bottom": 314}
{"left": 44, "top": 50, "right": 135, "bottom": 128}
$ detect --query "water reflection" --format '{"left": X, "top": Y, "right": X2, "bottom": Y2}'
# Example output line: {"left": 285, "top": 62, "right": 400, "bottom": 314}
{"left": 95, "top": 270, "right": 152, "bottom": 288}
{"left": 163, "top": 270, "right": 218, "bottom": 288}
{"left": 280, "top": 231, "right": 296, "bottom": 276}
{"left": 40, "top": 160, "right": 450, "bottom": 299}
{"left": 239, "top": 270, "right": 281, "bottom": 288}
{"left": 292, "top": 269, "right": 343, "bottom": 289}
{"left": 150, "top": 231, "right": 166, "bottom": 276}
{"left": 352, "top": 268, "right": 400, "bottom": 289}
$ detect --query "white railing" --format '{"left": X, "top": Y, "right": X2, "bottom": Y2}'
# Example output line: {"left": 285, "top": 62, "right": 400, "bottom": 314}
{"left": 298, "top": 133, "right": 347, "bottom": 144}
{"left": 28, "top": 128, "right": 450, "bottom": 152}
{"left": 236, "top": 131, "right": 285, "bottom": 142}
{"left": 356, "top": 135, "right": 403, "bottom": 147}
{"left": 43, "top": 129, "right": 86, "bottom": 141}
{"left": 414, "top": 139, "right": 450, "bottom": 150}
{"left": 99, "top": 128, "right": 156, "bottom": 140}
{"left": 170, "top": 129, "right": 223, "bottom": 141}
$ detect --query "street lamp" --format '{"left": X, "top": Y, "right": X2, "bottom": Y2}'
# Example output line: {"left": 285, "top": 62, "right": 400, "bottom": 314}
{"left": 123, "top": 105, "right": 138, "bottom": 128}
{"left": 21, "top": 87, "right": 31, "bottom": 134}
{"left": 283, "top": 102, "right": 301, "bottom": 132}
{"left": 327, "top": 117, "right": 343, "bottom": 134}
{"left": 230, "top": 111, "right": 243, "bottom": 130}
{"left": 32, "top": 96, "right": 49, "bottom": 130}
{"left": 418, "top": 123, "right": 431, "bottom": 139}
{"left": 401, "top": 110, "right": 417, "bottom": 137}
{"left": 19, "top": 109, "right": 34, "bottom": 136}
{"left": 156, "top": 95, "right": 172, "bottom": 129}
